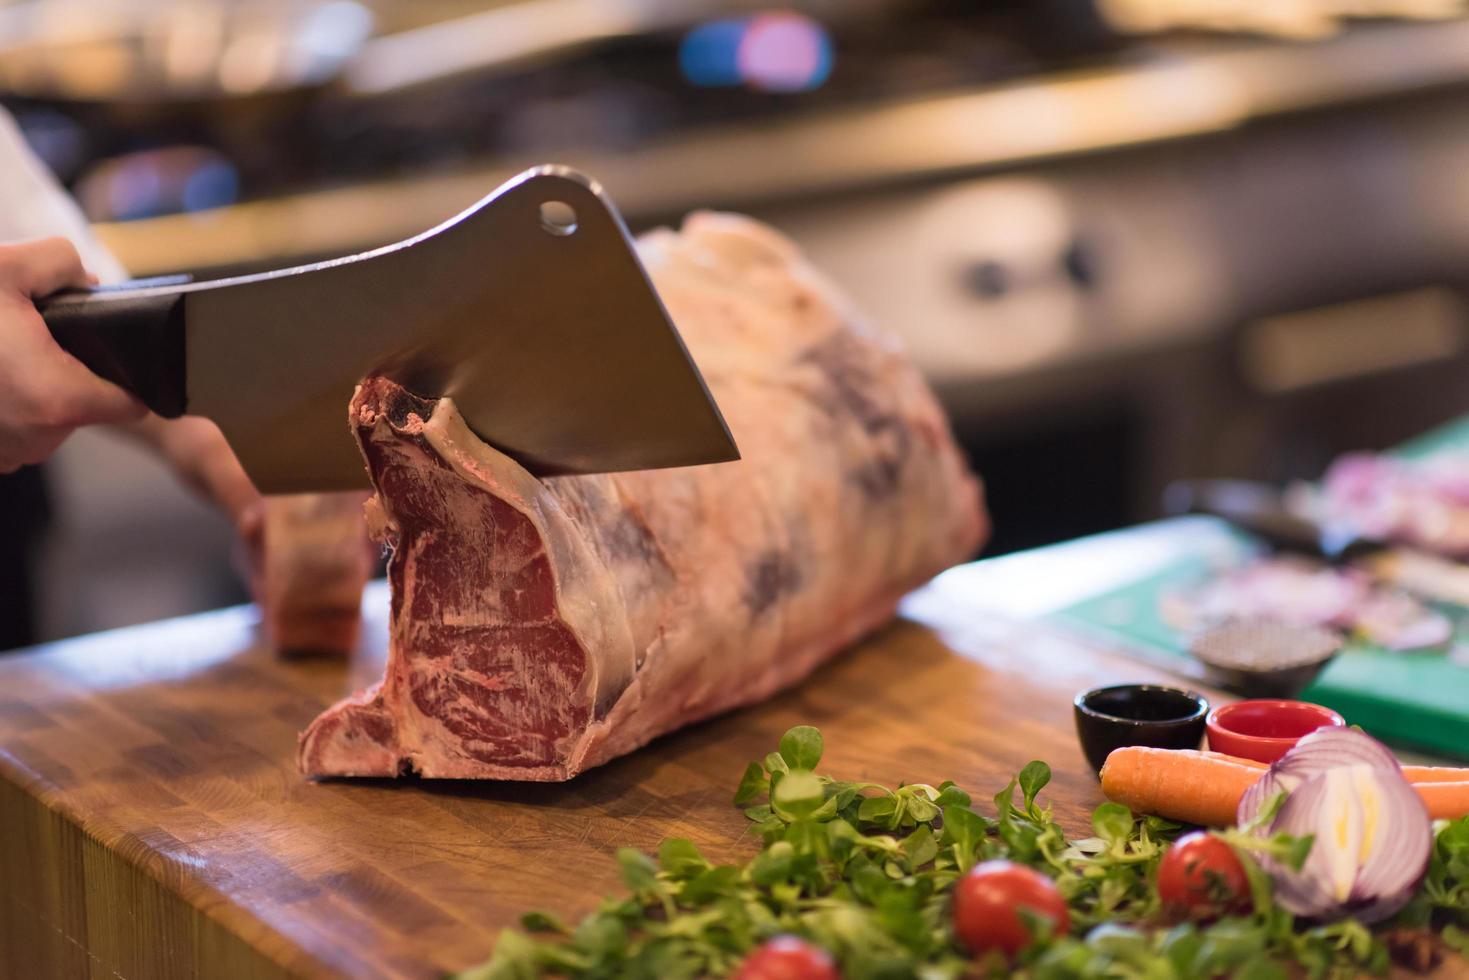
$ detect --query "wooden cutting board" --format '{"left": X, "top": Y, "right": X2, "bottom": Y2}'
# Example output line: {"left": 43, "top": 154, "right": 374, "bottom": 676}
{"left": 0, "top": 568, "right": 1462, "bottom": 979}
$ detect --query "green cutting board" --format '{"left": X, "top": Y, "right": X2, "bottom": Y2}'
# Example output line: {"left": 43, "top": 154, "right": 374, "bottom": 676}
{"left": 1051, "top": 416, "right": 1469, "bottom": 760}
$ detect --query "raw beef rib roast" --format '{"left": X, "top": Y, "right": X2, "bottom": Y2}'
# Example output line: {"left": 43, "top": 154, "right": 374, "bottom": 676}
{"left": 298, "top": 213, "right": 986, "bottom": 780}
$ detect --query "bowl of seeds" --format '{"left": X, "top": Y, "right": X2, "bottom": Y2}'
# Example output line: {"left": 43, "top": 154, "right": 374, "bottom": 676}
{"left": 1188, "top": 618, "right": 1343, "bottom": 699}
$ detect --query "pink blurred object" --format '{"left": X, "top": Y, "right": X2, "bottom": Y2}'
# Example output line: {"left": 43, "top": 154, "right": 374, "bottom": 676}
{"left": 1317, "top": 451, "right": 1469, "bottom": 556}
{"left": 1165, "top": 556, "right": 1366, "bottom": 630}
{"left": 1164, "top": 555, "right": 1452, "bottom": 652}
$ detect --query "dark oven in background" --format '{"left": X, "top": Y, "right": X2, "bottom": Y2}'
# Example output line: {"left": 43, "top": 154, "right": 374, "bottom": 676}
{"left": 757, "top": 86, "right": 1469, "bottom": 556}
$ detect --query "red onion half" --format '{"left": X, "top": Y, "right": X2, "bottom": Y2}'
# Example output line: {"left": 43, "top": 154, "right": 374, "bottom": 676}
{"left": 1237, "top": 728, "right": 1431, "bottom": 923}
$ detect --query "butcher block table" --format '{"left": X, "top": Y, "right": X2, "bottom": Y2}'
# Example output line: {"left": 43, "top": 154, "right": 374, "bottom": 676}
{"left": 0, "top": 520, "right": 1462, "bottom": 979}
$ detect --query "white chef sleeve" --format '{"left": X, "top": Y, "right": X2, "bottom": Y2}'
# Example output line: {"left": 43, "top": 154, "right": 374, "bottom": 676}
{"left": 0, "top": 107, "right": 127, "bottom": 283}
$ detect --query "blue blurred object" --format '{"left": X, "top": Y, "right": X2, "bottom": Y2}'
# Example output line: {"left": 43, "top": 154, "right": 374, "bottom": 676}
{"left": 79, "top": 146, "right": 240, "bottom": 221}
{"left": 13, "top": 109, "right": 87, "bottom": 181}
{"left": 182, "top": 159, "right": 240, "bottom": 213}
{"left": 679, "top": 18, "right": 747, "bottom": 87}
{"left": 680, "top": 11, "right": 832, "bottom": 92}
{"left": 107, "top": 156, "right": 167, "bottom": 221}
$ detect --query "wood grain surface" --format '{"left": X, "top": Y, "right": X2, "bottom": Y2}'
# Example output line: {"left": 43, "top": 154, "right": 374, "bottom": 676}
{"left": 0, "top": 566, "right": 1463, "bottom": 979}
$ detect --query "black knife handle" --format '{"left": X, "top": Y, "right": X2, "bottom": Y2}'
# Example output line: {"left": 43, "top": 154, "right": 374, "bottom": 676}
{"left": 37, "top": 282, "right": 189, "bottom": 419}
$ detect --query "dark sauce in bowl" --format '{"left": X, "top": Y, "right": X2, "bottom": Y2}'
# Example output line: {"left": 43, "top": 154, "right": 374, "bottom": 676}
{"left": 1073, "top": 684, "right": 1209, "bottom": 776}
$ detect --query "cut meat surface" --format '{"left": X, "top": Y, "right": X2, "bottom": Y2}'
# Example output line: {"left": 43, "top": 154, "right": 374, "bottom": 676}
{"left": 299, "top": 213, "right": 986, "bottom": 780}
{"left": 260, "top": 493, "right": 374, "bottom": 656}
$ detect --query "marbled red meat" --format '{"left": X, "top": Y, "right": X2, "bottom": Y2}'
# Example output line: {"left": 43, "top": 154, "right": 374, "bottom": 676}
{"left": 298, "top": 213, "right": 986, "bottom": 780}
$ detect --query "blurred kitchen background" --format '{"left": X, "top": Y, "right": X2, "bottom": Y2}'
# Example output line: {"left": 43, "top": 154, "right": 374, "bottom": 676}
{"left": 6, "top": 0, "right": 1469, "bottom": 647}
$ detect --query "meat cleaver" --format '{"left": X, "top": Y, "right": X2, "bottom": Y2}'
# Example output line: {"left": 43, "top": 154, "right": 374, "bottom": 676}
{"left": 37, "top": 166, "right": 740, "bottom": 493}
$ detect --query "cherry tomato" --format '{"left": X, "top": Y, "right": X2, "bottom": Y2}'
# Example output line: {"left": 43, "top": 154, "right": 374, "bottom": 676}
{"left": 951, "top": 860, "right": 1070, "bottom": 958}
{"left": 1156, "top": 832, "right": 1251, "bottom": 920}
{"left": 731, "top": 936, "right": 840, "bottom": 980}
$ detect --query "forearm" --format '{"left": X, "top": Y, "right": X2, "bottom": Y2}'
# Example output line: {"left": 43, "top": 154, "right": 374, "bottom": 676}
{"left": 108, "top": 415, "right": 262, "bottom": 525}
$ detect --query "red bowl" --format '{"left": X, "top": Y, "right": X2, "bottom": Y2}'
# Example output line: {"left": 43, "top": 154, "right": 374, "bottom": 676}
{"left": 1205, "top": 699, "right": 1346, "bottom": 764}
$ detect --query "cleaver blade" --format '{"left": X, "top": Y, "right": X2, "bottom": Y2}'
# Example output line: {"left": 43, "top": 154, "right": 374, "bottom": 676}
{"left": 39, "top": 166, "right": 740, "bottom": 493}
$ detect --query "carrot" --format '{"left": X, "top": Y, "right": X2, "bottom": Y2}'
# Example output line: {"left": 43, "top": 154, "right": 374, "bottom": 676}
{"left": 1102, "top": 747, "right": 1469, "bottom": 824}
{"left": 1411, "top": 782, "right": 1469, "bottom": 821}
{"left": 1100, "top": 748, "right": 1261, "bottom": 827}
{"left": 1401, "top": 765, "right": 1469, "bottom": 785}
{"left": 1200, "top": 751, "right": 1267, "bottom": 770}
{"left": 1200, "top": 752, "right": 1469, "bottom": 787}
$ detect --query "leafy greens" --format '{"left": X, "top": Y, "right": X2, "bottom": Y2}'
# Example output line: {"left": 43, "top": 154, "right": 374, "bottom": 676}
{"left": 458, "top": 726, "right": 1469, "bottom": 979}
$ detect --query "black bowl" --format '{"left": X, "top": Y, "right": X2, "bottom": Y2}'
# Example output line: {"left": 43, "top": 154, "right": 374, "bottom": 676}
{"left": 1073, "top": 684, "right": 1209, "bottom": 777}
